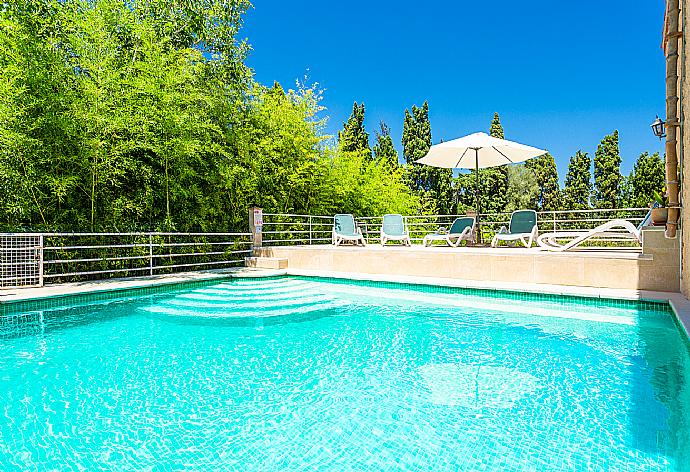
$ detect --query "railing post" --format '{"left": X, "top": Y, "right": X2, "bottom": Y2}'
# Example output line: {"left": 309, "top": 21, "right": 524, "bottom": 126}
{"left": 149, "top": 233, "right": 153, "bottom": 276}
{"left": 553, "top": 213, "right": 556, "bottom": 233}
{"left": 249, "top": 206, "right": 263, "bottom": 254}
{"left": 38, "top": 234, "right": 44, "bottom": 287}
{"left": 309, "top": 216, "right": 313, "bottom": 245}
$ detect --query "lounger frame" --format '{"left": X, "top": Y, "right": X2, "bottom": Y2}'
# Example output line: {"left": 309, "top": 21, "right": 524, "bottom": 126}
{"left": 423, "top": 217, "right": 476, "bottom": 247}
{"left": 536, "top": 219, "right": 641, "bottom": 251}
{"left": 491, "top": 210, "right": 538, "bottom": 248}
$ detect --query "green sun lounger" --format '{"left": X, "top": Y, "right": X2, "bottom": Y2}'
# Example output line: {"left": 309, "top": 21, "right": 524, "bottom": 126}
{"left": 491, "top": 210, "right": 538, "bottom": 248}
{"left": 332, "top": 214, "right": 366, "bottom": 246}
{"left": 423, "top": 217, "right": 476, "bottom": 247}
{"left": 380, "top": 214, "right": 411, "bottom": 246}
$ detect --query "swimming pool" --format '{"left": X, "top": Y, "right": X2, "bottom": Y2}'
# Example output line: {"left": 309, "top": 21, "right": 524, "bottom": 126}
{"left": 1, "top": 276, "right": 689, "bottom": 470}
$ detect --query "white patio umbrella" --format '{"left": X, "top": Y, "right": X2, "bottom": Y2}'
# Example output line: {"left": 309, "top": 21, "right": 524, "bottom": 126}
{"left": 416, "top": 132, "right": 546, "bottom": 242}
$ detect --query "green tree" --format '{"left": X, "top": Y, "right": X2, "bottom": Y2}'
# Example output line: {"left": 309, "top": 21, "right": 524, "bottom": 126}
{"left": 505, "top": 164, "right": 538, "bottom": 212}
{"left": 489, "top": 111, "right": 505, "bottom": 139}
{"left": 563, "top": 150, "right": 592, "bottom": 210}
{"left": 629, "top": 151, "right": 665, "bottom": 207}
{"left": 525, "top": 152, "right": 561, "bottom": 210}
{"left": 0, "top": 0, "right": 424, "bottom": 235}
{"left": 338, "top": 102, "right": 371, "bottom": 158}
{"left": 593, "top": 130, "right": 622, "bottom": 208}
{"left": 372, "top": 121, "right": 398, "bottom": 170}
{"left": 618, "top": 174, "right": 634, "bottom": 209}
{"left": 484, "top": 112, "right": 508, "bottom": 212}
{"left": 402, "top": 101, "right": 453, "bottom": 213}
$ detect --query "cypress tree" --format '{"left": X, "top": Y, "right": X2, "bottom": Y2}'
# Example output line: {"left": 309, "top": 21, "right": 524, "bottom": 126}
{"left": 339, "top": 102, "right": 371, "bottom": 158}
{"left": 593, "top": 130, "right": 622, "bottom": 208}
{"left": 373, "top": 121, "right": 398, "bottom": 169}
{"left": 525, "top": 152, "right": 561, "bottom": 210}
{"left": 402, "top": 101, "right": 453, "bottom": 213}
{"left": 489, "top": 112, "right": 505, "bottom": 139}
{"left": 629, "top": 151, "right": 665, "bottom": 207}
{"left": 563, "top": 150, "right": 592, "bottom": 210}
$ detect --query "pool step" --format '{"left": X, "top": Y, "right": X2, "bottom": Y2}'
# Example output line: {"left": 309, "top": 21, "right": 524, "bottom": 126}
{"left": 143, "top": 297, "right": 346, "bottom": 319}
{"left": 245, "top": 257, "right": 288, "bottom": 269}
{"left": 162, "top": 293, "right": 335, "bottom": 311}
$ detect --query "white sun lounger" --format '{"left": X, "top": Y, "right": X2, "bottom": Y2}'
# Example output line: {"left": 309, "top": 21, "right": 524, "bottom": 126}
{"left": 536, "top": 219, "right": 644, "bottom": 252}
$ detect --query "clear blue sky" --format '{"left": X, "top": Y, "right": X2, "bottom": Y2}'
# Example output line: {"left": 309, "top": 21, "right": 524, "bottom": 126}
{"left": 243, "top": 0, "right": 666, "bottom": 181}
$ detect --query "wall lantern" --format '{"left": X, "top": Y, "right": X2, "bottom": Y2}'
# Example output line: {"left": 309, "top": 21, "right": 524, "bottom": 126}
{"left": 651, "top": 115, "right": 666, "bottom": 139}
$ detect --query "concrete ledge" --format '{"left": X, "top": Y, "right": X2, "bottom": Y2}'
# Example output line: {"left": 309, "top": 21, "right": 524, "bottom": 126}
{"left": 256, "top": 244, "right": 678, "bottom": 292}
{"left": 245, "top": 257, "right": 288, "bottom": 269}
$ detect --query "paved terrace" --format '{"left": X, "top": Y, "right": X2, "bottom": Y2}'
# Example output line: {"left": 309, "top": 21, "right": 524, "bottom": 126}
{"left": 253, "top": 227, "right": 680, "bottom": 293}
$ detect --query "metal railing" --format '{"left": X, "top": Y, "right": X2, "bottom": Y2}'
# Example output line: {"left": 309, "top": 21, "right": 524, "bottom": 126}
{"left": 262, "top": 214, "right": 335, "bottom": 245}
{"left": 0, "top": 208, "right": 654, "bottom": 289}
{"left": 262, "top": 208, "right": 652, "bottom": 246}
{"left": 0, "top": 232, "right": 253, "bottom": 288}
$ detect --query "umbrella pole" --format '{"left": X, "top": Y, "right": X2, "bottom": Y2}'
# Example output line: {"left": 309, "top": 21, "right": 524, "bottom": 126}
{"left": 474, "top": 148, "right": 481, "bottom": 244}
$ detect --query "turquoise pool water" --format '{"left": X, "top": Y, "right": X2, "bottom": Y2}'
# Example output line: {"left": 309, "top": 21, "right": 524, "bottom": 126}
{"left": 1, "top": 276, "right": 690, "bottom": 471}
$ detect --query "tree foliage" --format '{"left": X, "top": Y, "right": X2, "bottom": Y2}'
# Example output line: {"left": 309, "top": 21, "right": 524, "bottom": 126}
{"left": 0, "top": 3, "right": 666, "bottom": 232}
{"left": 563, "top": 150, "right": 592, "bottom": 210}
{"left": 489, "top": 112, "right": 505, "bottom": 139}
{"left": 593, "top": 130, "right": 622, "bottom": 209}
{"left": 629, "top": 152, "right": 665, "bottom": 207}
{"left": 505, "top": 164, "right": 538, "bottom": 212}
{"left": 525, "top": 152, "right": 561, "bottom": 211}
{"left": 373, "top": 121, "right": 398, "bottom": 170}
{"left": 0, "top": 0, "right": 417, "bottom": 231}
{"left": 402, "top": 102, "right": 453, "bottom": 214}
{"left": 338, "top": 102, "right": 371, "bottom": 158}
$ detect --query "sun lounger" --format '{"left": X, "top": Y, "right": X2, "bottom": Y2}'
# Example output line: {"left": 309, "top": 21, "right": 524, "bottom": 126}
{"left": 536, "top": 217, "right": 647, "bottom": 252}
{"left": 332, "top": 214, "right": 366, "bottom": 246}
{"left": 491, "top": 210, "right": 538, "bottom": 248}
{"left": 381, "top": 214, "right": 411, "bottom": 246}
{"left": 423, "top": 217, "right": 476, "bottom": 247}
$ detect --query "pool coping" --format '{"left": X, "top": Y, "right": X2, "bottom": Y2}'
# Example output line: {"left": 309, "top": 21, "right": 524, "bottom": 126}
{"left": 1, "top": 267, "right": 689, "bottom": 340}
{"left": 285, "top": 269, "right": 690, "bottom": 339}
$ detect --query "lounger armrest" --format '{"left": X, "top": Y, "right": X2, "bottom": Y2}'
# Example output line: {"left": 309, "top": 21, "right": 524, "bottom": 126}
{"left": 496, "top": 226, "right": 508, "bottom": 235}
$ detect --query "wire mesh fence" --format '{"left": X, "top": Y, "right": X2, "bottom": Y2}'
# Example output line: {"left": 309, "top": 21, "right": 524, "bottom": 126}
{"left": 0, "top": 234, "right": 43, "bottom": 288}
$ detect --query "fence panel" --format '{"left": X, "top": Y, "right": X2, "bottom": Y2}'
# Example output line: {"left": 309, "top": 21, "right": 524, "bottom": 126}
{"left": 0, "top": 234, "right": 43, "bottom": 288}
{"left": 0, "top": 208, "right": 655, "bottom": 288}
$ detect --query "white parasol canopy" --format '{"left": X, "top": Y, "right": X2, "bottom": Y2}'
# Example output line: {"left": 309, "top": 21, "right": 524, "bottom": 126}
{"left": 415, "top": 132, "right": 546, "bottom": 169}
